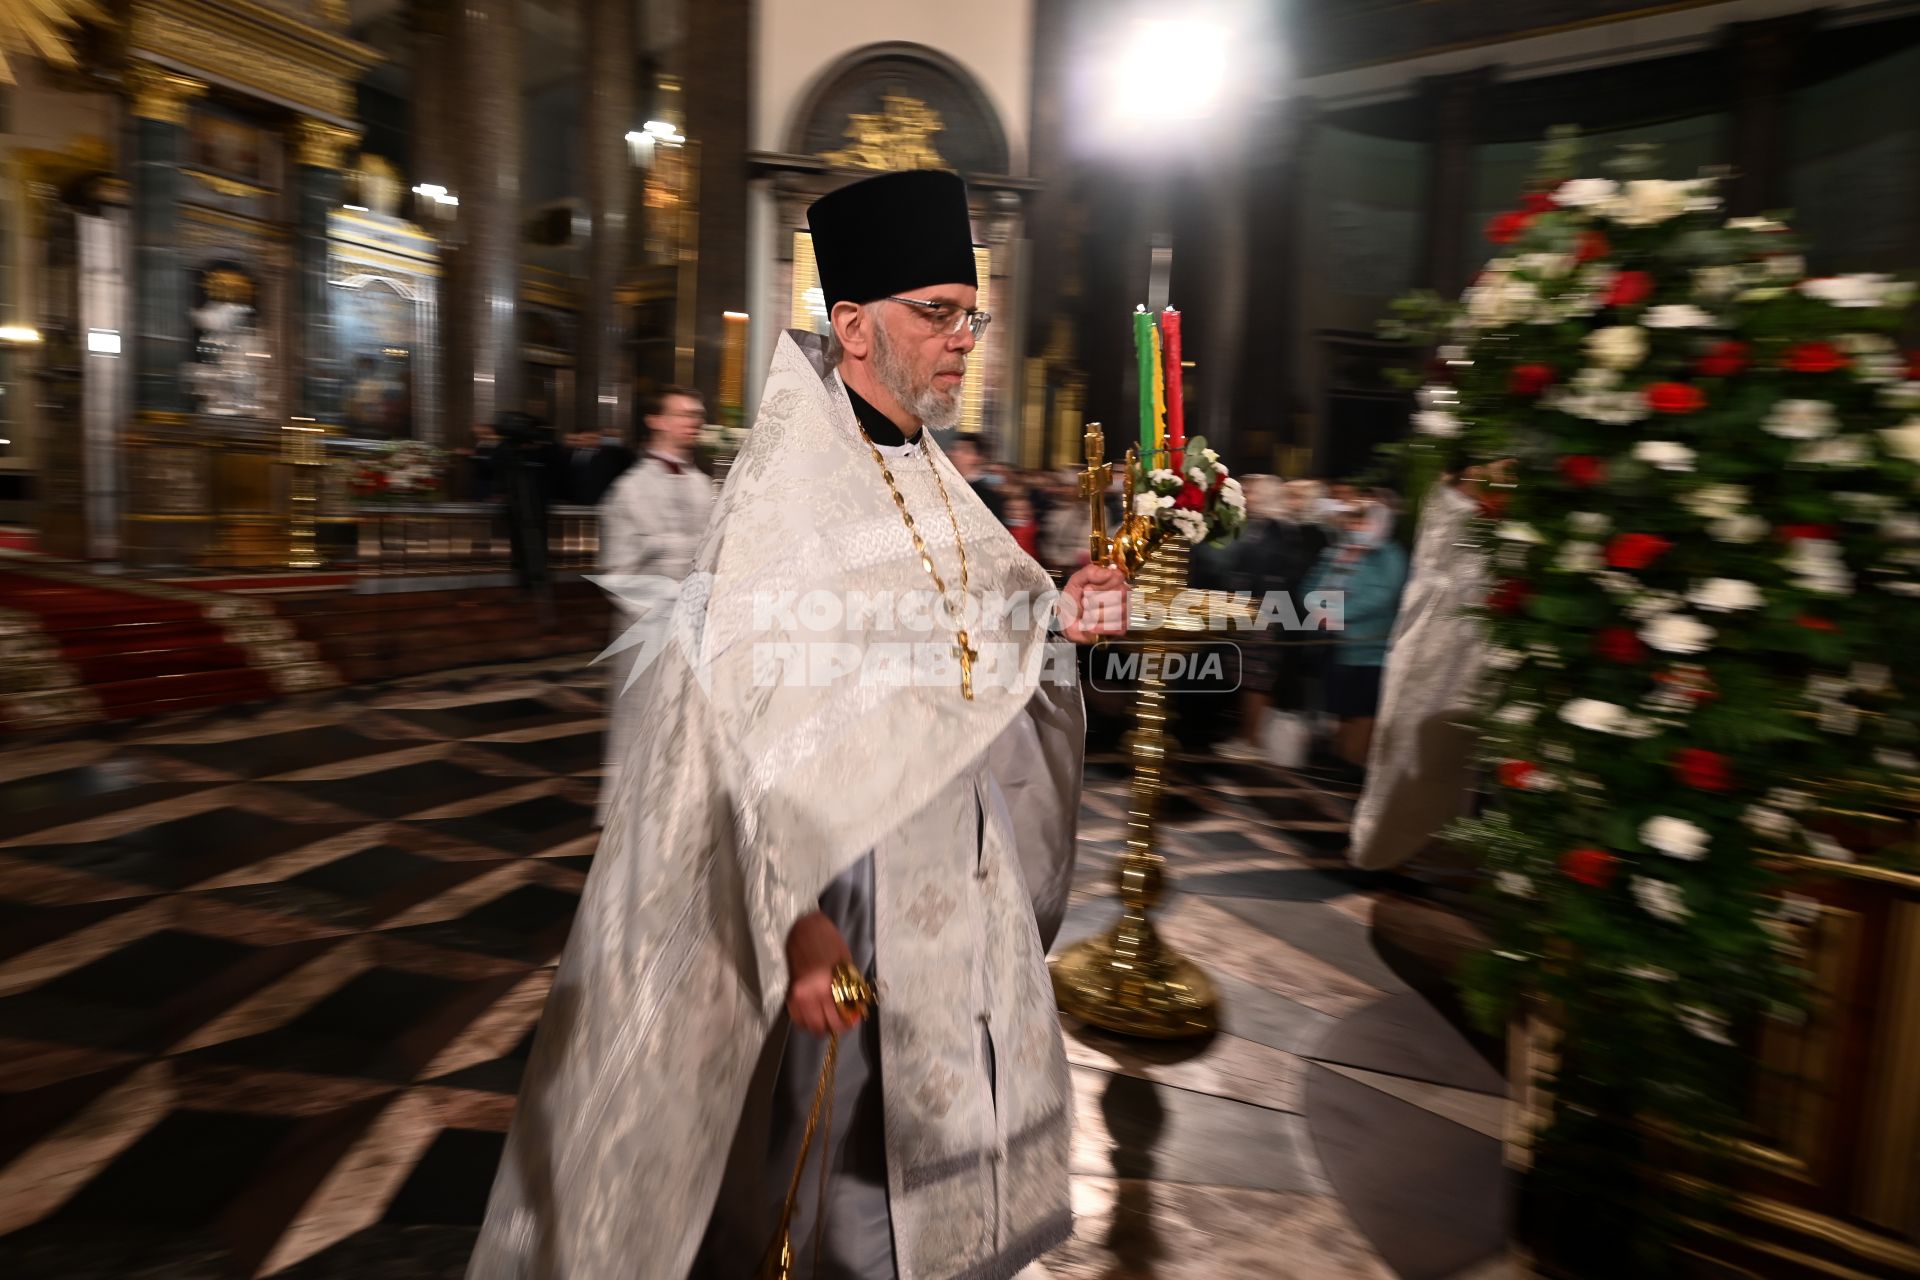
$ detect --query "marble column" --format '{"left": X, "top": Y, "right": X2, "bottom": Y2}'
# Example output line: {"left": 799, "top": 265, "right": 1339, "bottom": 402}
{"left": 684, "top": 0, "right": 750, "bottom": 395}
{"left": 1723, "top": 15, "right": 1812, "bottom": 217}
{"left": 291, "top": 119, "right": 360, "bottom": 425}
{"left": 579, "top": 0, "right": 633, "bottom": 439}
{"left": 126, "top": 63, "right": 206, "bottom": 417}
{"left": 450, "top": 0, "right": 522, "bottom": 448}
{"left": 1417, "top": 68, "right": 1489, "bottom": 302}
{"left": 1234, "top": 97, "right": 1316, "bottom": 467}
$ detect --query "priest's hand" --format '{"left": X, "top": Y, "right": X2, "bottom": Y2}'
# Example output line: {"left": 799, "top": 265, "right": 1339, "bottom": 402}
{"left": 1059, "top": 563, "right": 1130, "bottom": 644}
{"left": 786, "top": 911, "right": 861, "bottom": 1037}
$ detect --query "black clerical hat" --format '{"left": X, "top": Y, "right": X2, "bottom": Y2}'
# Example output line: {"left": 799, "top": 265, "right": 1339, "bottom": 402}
{"left": 806, "top": 170, "right": 978, "bottom": 309}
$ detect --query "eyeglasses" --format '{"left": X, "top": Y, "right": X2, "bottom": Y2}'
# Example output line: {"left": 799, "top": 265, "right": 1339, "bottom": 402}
{"left": 883, "top": 296, "right": 992, "bottom": 340}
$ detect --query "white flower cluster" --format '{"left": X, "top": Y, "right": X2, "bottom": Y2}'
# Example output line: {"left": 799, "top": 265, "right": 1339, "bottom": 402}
{"left": 1553, "top": 177, "right": 1719, "bottom": 227}
{"left": 1782, "top": 537, "right": 1854, "bottom": 597}
{"left": 1799, "top": 273, "right": 1913, "bottom": 310}
{"left": 1762, "top": 399, "right": 1836, "bottom": 440}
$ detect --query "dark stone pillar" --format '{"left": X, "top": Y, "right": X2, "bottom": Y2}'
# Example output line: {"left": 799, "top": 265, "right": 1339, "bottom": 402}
{"left": 1723, "top": 15, "right": 1813, "bottom": 216}
{"left": 684, "top": 0, "right": 750, "bottom": 395}
{"left": 1235, "top": 98, "right": 1316, "bottom": 466}
{"left": 451, "top": 0, "right": 522, "bottom": 447}
{"left": 580, "top": 0, "right": 633, "bottom": 439}
{"left": 126, "top": 63, "right": 205, "bottom": 417}
{"left": 291, "top": 119, "right": 359, "bottom": 425}
{"left": 1417, "top": 68, "right": 1490, "bottom": 301}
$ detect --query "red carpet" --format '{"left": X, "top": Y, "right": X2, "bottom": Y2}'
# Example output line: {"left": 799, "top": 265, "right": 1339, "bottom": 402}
{"left": 0, "top": 565, "right": 332, "bottom": 727}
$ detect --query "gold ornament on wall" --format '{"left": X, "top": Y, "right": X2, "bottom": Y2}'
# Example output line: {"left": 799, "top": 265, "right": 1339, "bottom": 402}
{"left": 820, "top": 92, "right": 947, "bottom": 172}
{"left": 125, "top": 62, "right": 207, "bottom": 124}
{"left": 0, "top": 0, "right": 103, "bottom": 84}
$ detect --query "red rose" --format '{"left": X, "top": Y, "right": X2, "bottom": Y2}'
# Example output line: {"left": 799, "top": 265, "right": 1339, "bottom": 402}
{"left": 1575, "top": 230, "right": 1610, "bottom": 264}
{"left": 1646, "top": 381, "right": 1706, "bottom": 414}
{"left": 1796, "top": 614, "right": 1838, "bottom": 632}
{"left": 1521, "top": 191, "right": 1557, "bottom": 215}
{"left": 1606, "top": 532, "right": 1672, "bottom": 570}
{"left": 1209, "top": 471, "right": 1224, "bottom": 494}
{"left": 1174, "top": 481, "right": 1206, "bottom": 511}
{"left": 1559, "top": 454, "right": 1606, "bottom": 488}
{"left": 1605, "top": 270, "right": 1653, "bottom": 308}
{"left": 1907, "top": 350, "right": 1920, "bottom": 381}
{"left": 1487, "top": 211, "right": 1532, "bottom": 245}
{"left": 1783, "top": 342, "right": 1849, "bottom": 374}
{"left": 1593, "top": 626, "right": 1646, "bottom": 663}
{"left": 1498, "top": 760, "right": 1541, "bottom": 789}
{"left": 1509, "top": 363, "right": 1555, "bottom": 397}
{"left": 1489, "top": 578, "right": 1532, "bottom": 615}
{"left": 1671, "top": 747, "right": 1734, "bottom": 792}
{"left": 1696, "top": 340, "right": 1749, "bottom": 378}
{"left": 1778, "top": 524, "right": 1838, "bottom": 542}
{"left": 1561, "top": 848, "right": 1619, "bottom": 889}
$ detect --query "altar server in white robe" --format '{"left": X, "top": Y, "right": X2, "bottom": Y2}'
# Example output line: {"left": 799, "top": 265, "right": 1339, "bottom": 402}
{"left": 469, "top": 170, "right": 1130, "bottom": 1280}
{"left": 593, "top": 384, "right": 717, "bottom": 824}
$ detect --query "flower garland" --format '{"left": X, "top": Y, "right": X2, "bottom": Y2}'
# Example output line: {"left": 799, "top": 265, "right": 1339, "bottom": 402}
{"left": 1129, "top": 435, "right": 1248, "bottom": 547}
{"left": 1401, "top": 169, "right": 1920, "bottom": 1266}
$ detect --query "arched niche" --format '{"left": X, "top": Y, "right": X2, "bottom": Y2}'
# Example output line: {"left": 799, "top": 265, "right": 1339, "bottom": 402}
{"left": 786, "top": 42, "right": 1011, "bottom": 180}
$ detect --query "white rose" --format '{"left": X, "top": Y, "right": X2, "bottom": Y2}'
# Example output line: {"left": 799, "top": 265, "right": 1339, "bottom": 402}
{"left": 1784, "top": 539, "right": 1853, "bottom": 596}
{"left": 1644, "top": 304, "right": 1715, "bottom": 329}
{"left": 1879, "top": 417, "right": 1920, "bottom": 465}
{"left": 1762, "top": 399, "right": 1837, "bottom": 440}
{"left": 1218, "top": 477, "right": 1246, "bottom": 511}
{"left": 1559, "top": 697, "right": 1630, "bottom": 734}
{"left": 1557, "top": 541, "right": 1603, "bottom": 574}
{"left": 1694, "top": 265, "right": 1740, "bottom": 300}
{"left": 1414, "top": 408, "right": 1463, "bottom": 437}
{"left": 1642, "top": 815, "right": 1711, "bottom": 861}
{"left": 1883, "top": 512, "right": 1920, "bottom": 541}
{"left": 1677, "top": 1005, "right": 1735, "bottom": 1045}
{"left": 1874, "top": 747, "right": 1918, "bottom": 771}
{"left": 1688, "top": 577, "right": 1764, "bottom": 612}
{"left": 1803, "top": 832, "right": 1855, "bottom": 863}
{"left": 1495, "top": 871, "right": 1536, "bottom": 898}
{"left": 1493, "top": 702, "right": 1539, "bottom": 726}
{"left": 1633, "top": 440, "right": 1697, "bottom": 472}
{"left": 1133, "top": 494, "right": 1163, "bottom": 518}
{"left": 1518, "top": 252, "right": 1575, "bottom": 278}
{"left": 1553, "top": 177, "right": 1619, "bottom": 209}
{"left": 1743, "top": 804, "right": 1795, "bottom": 841}
{"left": 1800, "top": 273, "right": 1902, "bottom": 309}
{"left": 1148, "top": 468, "right": 1180, "bottom": 487}
{"left": 1726, "top": 215, "right": 1786, "bottom": 233}
{"left": 1608, "top": 179, "right": 1694, "bottom": 227}
{"left": 1682, "top": 484, "right": 1749, "bottom": 520}
{"left": 1625, "top": 589, "right": 1684, "bottom": 621}
{"left": 1791, "top": 435, "right": 1872, "bottom": 469}
{"left": 1641, "top": 612, "right": 1716, "bottom": 655}
{"left": 1569, "top": 511, "right": 1611, "bottom": 536}
{"left": 1710, "top": 514, "right": 1769, "bottom": 544}
{"left": 1586, "top": 325, "right": 1648, "bottom": 370}
{"left": 1633, "top": 876, "right": 1691, "bottom": 923}
{"left": 1881, "top": 381, "right": 1920, "bottom": 411}
{"left": 1497, "top": 521, "right": 1546, "bottom": 544}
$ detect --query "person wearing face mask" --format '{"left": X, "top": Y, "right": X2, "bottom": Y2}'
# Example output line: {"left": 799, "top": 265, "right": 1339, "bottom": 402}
{"left": 1305, "top": 499, "right": 1408, "bottom": 769}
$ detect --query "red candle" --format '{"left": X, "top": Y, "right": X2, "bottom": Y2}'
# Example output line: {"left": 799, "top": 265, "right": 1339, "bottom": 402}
{"left": 1162, "top": 307, "right": 1185, "bottom": 471}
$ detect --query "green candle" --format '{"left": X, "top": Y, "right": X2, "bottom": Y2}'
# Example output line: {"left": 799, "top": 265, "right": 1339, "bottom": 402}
{"left": 1134, "top": 307, "right": 1155, "bottom": 462}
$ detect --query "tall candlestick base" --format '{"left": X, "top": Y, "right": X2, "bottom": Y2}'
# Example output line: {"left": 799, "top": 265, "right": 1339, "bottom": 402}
{"left": 1052, "top": 535, "right": 1221, "bottom": 1039}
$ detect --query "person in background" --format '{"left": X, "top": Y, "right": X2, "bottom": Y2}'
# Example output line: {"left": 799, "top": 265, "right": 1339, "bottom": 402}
{"left": 1217, "top": 476, "right": 1330, "bottom": 762}
{"left": 948, "top": 431, "right": 1005, "bottom": 520}
{"left": 593, "top": 384, "right": 717, "bottom": 825}
{"left": 1305, "top": 498, "right": 1407, "bottom": 769}
{"left": 1004, "top": 487, "right": 1041, "bottom": 559}
{"left": 555, "top": 425, "right": 635, "bottom": 506}
{"left": 463, "top": 420, "right": 501, "bottom": 501}
{"left": 1040, "top": 467, "right": 1093, "bottom": 573}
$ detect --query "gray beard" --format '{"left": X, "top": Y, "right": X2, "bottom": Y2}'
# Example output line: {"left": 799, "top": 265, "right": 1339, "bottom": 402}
{"left": 871, "top": 318, "right": 962, "bottom": 429}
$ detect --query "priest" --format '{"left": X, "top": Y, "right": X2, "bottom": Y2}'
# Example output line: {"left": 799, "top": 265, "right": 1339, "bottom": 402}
{"left": 467, "top": 170, "right": 1129, "bottom": 1280}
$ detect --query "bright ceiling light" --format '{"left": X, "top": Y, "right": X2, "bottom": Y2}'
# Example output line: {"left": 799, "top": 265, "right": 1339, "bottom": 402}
{"left": 1110, "top": 20, "right": 1232, "bottom": 125}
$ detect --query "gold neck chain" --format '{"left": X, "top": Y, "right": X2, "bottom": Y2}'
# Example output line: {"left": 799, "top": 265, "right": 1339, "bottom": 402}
{"left": 857, "top": 431, "right": 978, "bottom": 700}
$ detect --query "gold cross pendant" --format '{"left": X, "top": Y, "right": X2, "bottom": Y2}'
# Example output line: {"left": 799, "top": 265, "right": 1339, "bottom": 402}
{"left": 953, "top": 630, "right": 978, "bottom": 701}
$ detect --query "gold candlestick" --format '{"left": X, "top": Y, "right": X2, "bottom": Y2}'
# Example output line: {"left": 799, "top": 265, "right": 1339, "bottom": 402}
{"left": 1052, "top": 425, "right": 1250, "bottom": 1039}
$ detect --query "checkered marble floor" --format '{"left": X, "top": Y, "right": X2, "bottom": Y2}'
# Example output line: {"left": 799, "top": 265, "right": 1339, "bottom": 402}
{"left": 0, "top": 658, "right": 1512, "bottom": 1279}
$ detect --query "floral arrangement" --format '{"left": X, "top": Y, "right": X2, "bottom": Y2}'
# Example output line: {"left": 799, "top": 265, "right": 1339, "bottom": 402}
{"left": 1130, "top": 436, "right": 1248, "bottom": 546}
{"left": 1394, "top": 158, "right": 1920, "bottom": 1269}
{"left": 349, "top": 439, "right": 445, "bottom": 501}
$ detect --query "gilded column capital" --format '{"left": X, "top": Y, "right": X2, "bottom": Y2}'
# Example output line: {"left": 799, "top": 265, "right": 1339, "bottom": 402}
{"left": 291, "top": 117, "right": 362, "bottom": 169}
{"left": 125, "top": 63, "right": 208, "bottom": 125}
